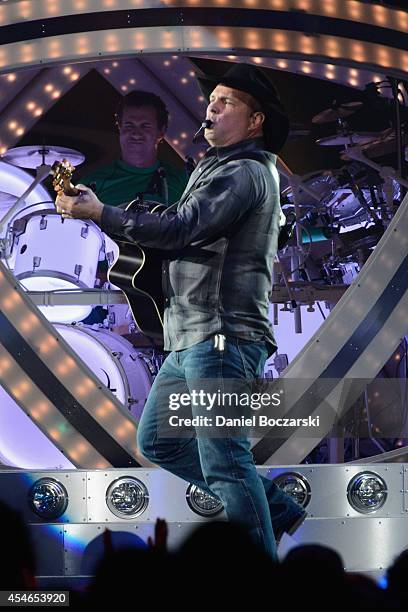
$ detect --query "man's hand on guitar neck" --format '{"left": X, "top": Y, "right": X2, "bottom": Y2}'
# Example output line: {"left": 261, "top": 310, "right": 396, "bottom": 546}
{"left": 55, "top": 183, "right": 104, "bottom": 223}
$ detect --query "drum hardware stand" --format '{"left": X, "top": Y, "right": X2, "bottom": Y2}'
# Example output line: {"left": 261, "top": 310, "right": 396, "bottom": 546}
{"left": 336, "top": 116, "right": 368, "bottom": 151}
{"left": 32, "top": 256, "right": 41, "bottom": 273}
{"left": 273, "top": 353, "right": 289, "bottom": 376}
{"left": 274, "top": 253, "right": 297, "bottom": 316}
{"left": 151, "top": 351, "right": 166, "bottom": 374}
{"left": 133, "top": 350, "right": 163, "bottom": 377}
{"left": 388, "top": 77, "right": 407, "bottom": 196}
{"left": 340, "top": 167, "right": 384, "bottom": 229}
{"left": 342, "top": 145, "right": 408, "bottom": 213}
{"left": 0, "top": 161, "right": 52, "bottom": 258}
{"left": 276, "top": 160, "right": 324, "bottom": 333}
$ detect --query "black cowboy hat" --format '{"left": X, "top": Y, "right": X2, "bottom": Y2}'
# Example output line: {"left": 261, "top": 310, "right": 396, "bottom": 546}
{"left": 196, "top": 63, "right": 290, "bottom": 153}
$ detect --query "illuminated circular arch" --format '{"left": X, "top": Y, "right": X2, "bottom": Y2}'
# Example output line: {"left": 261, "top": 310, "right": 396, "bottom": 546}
{"left": 0, "top": 1, "right": 407, "bottom": 78}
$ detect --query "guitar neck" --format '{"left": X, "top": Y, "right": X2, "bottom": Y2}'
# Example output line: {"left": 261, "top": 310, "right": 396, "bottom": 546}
{"left": 51, "top": 159, "right": 79, "bottom": 197}
{"left": 63, "top": 184, "right": 79, "bottom": 197}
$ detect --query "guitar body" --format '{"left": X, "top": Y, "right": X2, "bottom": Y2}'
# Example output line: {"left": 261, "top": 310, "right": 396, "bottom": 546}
{"left": 108, "top": 240, "right": 165, "bottom": 340}
{"left": 107, "top": 201, "right": 167, "bottom": 340}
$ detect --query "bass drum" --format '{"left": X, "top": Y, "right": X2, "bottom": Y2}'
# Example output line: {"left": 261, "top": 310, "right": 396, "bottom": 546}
{"left": 0, "top": 384, "right": 76, "bottom": 470}
{"left": 54, "top": 323, "right": 156, "bottom": 421}
{"left": 0, "top": 325, "right": 157, "bottom": 470}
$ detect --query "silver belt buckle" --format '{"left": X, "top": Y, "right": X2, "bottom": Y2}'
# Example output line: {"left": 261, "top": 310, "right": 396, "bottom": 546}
{"left": 214, "top": 334, "right": 226, "bottom": 352}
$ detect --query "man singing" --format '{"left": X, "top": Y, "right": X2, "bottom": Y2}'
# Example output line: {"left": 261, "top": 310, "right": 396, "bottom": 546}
{"left": 56, "top": 63, "right": 306, "bottom": 558}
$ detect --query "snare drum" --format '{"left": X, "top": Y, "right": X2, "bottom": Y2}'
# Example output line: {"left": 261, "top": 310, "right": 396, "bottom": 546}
{"left": 13, "top": 209, "right": 105, "bottom": 323}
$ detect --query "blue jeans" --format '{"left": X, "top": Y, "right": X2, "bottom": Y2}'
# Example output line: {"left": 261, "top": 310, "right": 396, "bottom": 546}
{"left": 137, "top": 336, "right": 303, "bottom": 559}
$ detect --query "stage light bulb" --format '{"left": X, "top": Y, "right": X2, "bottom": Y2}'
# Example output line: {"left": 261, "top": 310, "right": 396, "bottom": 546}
{"left": 28, "top": 478, "right": 69, "bottom": 519}
{"left": 106, "top": 477, "right": 149, "bottom": 519}
{"left": 347, "top": 472, "right": 387, "bottom": 514}
{"left": 186, "top": 484, "right": 224, "bottom": 517}
{"left": 273, "top": 472, "right": 311, "bottom": 508}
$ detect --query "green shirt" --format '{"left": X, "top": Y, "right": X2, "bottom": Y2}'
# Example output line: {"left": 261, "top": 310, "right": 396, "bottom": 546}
{"left": 80, "top": 159, "right": 188, "bottom": 207}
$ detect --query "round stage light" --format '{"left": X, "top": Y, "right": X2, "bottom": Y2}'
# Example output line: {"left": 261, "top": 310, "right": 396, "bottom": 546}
{"left": 273, "top": 472, "right": 311, "bottom": 508}
{"left": 186, "top": 485, "right": 224, "bottom": 517}
{"left": 28, "top": 478, "right": 69, "bottom": 519}
{"left": 106, "top": 477, "right": 149, "bottom": 519}
{"left": 347, "top": 472, "right": 387, "bottom": 514}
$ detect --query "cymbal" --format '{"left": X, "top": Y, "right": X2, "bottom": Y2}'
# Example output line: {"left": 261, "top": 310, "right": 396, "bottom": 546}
{"left": 1, "top": 145, "right": 85, "bottom": 169}
{"left": 312, "top": 102, "right": 363, "bottom": 125}
{"left": 316, "top": 132, "right": 377, "bottom": 146}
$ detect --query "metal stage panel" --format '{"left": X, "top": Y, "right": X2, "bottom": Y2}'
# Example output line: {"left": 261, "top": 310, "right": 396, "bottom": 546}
{"left": 279, "top": 517, "right": 408, "bottom": 573}
{"left": 0, "top": 470, "right": 87, "bottom": 523}
{"left": 30, "top": 526, "right": 65, "bottom": 578}
{"left": 86, "top": 469, "right": 217, "bottom": 524}
{"left": 1, "top": 464, "right": 407, "bottom": 580}
{"left": 258, "top": 465, "right": 404, "bottom": 519}
{"left": 63, "top": 522, "right": 199, "bottom": 577}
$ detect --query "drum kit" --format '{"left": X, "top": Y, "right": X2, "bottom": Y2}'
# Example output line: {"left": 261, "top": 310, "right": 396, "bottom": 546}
{"left": 0, "top": 144, "right": 160, "bottom": 431}
{"left": 0, "top": 145, "right": 106, "bottom": 322}
{"left": 278, "top": 99, "right": 408, "bottom": 293}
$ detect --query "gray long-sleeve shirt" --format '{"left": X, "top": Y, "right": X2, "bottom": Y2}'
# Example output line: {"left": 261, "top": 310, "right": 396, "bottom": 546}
{"left": 100, "top": 137, "right": 282, "bottom": 356}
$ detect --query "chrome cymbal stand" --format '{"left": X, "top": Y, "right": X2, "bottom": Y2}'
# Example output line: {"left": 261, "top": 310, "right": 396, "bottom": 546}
{"left": 343, "top": 145, "right": 408, "bottom": 222}
{"left": 276, "top": 158, "right": 324, "bottom": 333}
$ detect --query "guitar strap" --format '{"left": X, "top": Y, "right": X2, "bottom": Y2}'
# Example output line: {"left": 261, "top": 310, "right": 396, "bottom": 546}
{"left": 144, "top": 163, "right": 168, "bottom": 204}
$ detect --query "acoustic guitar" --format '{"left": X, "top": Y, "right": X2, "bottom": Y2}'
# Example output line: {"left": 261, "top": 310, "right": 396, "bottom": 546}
{"left": 52, "top": 159, "right": 166, "bottom": 340}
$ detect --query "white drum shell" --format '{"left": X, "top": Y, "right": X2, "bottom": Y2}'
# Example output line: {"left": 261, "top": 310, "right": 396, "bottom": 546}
{"left": 55, "top": 324, "right": 154, "bottom": 421}
{"left": 13, "top": 210, "right": 103, "bottom": 289}
{"left": 12, "top": 211, "right": 105, "bottom": 322}
{"left": 0, "top": 201, "right": 54, "bottom": 270}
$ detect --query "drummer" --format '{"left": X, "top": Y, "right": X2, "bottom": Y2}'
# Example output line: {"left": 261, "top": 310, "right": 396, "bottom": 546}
{"left": 80, "top": 91, "right": 188, "bottom": 329}
{"left": 80, "top": 90, "right": 188, "bottom": 207}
